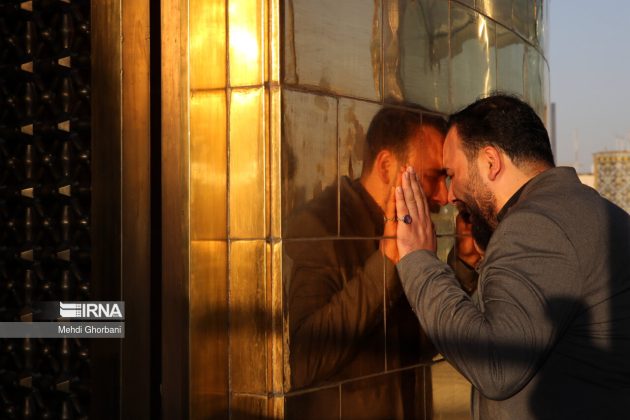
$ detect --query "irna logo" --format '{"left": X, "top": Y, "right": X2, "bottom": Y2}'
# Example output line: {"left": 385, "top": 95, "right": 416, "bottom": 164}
{"left": 59, "top": 302, "right": 124, "bottom": 319}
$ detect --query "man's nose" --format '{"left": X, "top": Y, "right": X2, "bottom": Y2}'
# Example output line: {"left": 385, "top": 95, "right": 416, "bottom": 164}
{"left": 447, "top": 181, "right": 457, "bottom": 204}
{"left": 434, "top": 179, "right": 448, "bottom": 206}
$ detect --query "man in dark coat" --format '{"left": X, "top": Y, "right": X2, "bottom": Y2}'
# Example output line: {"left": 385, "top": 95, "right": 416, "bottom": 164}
{"left": 395, "top": 94, "right": 630, "bottom": 419}
{"left": 286, "top": 108, "right": 449, "bottom": 418}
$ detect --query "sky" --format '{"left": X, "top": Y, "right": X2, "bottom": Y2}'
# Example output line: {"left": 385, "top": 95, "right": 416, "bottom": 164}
{"left": 549, "top": 0, "right": 630, "bottom": 172}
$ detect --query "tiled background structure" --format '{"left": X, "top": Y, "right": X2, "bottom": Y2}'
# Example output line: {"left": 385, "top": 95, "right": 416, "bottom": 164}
{"left": 594, "top": 152, "right": 630, "bottom": 215}
{"left": 0, "top": 1, "right": 93, "bottom": 416}
{"left": 189, "top": 0, "right": 549, "bottom": 418}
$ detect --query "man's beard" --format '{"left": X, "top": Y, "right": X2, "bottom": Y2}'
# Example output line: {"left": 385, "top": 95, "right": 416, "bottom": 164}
{"left": 458, "top": 166, "right": 498, "bottom": 251}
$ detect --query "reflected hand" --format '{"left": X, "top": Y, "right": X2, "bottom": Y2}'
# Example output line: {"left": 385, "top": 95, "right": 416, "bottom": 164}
{"left": 396, "top": 166, "right": 437, "bottom": 259}
{"left": 381, "top": 186, "right": 399, "bottom": 263}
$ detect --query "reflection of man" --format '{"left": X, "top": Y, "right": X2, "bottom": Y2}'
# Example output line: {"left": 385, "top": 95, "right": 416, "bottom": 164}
{"left": 447, "top": 207, "right": 490, "bottom": 295}
{"left": 447, "top": 211, "right": 481, "bottom": 294}
{"left": 286, "top": 108, "right": 447, "bottom": 417}
{"left": 394, "top": 95, "right": 630, "bottom": 419}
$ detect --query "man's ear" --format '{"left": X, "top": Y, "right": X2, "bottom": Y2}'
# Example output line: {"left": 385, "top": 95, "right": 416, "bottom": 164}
{"left": 480, "top": 146, "right": 502, "bottom": 181}
{"left": 374, "top": 149, "right": 396, "bottom": 185}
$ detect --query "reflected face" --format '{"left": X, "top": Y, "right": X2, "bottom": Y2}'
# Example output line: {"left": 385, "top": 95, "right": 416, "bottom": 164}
{"left": 406, "top": 125, "right": 448, "bottom": 213}
{"left": 443, "top": 126, "right": 498, "bottom": 237}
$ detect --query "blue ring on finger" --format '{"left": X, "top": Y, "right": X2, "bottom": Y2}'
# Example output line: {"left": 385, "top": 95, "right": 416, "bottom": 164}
{"left": 403, "top": 214, "right": 412, "bottom": 224}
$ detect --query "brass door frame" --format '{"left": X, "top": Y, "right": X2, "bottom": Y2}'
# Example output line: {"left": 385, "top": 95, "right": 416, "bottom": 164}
{"left": 92, "top": 0, "right": 152, "bottom": 418}
{"left": 161, "top": 0, "right": 191, "bottom": 417}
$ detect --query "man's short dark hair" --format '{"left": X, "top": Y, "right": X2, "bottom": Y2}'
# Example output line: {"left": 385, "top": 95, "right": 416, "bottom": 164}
{"left": 447, "top": 94, "right": 555, "bottom": 167}
{"left": 363, "top": 107, "right": 446, "bottom": 173}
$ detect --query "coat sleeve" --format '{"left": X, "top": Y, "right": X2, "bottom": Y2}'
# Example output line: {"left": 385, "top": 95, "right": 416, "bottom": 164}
{"left": 287, "top": 228, "right": 401, "bottom": 389}
{"left": 397, "top": 211, "right": 580, "bottom": 400}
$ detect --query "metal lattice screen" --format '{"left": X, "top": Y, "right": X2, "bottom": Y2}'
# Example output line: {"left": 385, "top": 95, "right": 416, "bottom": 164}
{"left": 0, "top": 0, "right": 91, "bottom": 417}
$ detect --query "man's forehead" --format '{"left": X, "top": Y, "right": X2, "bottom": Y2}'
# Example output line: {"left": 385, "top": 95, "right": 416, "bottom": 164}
{"left": 422, "top": 123, "right": 446, "bottom": 140}
{"left": 444, "top": 126, "right": 459, "bottom": 147}
{"left": 411, "top": 124, "right": 444, "bottom": 144}
{"left": 443, "top": 127, "right": 460, "bottom": 161}
{"left": 407, "top": 125, "right": 443, "bottom": 153}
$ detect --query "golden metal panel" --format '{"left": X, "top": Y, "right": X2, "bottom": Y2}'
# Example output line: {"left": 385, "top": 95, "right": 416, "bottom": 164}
{"left": 524, "top": 46, "right": 544, "bottom": 120}
{"left": 230, "top": 240, "right": 267, "bottom": 393}
{"left": 283, "top": 0, "right": 298, "bottom": 84}
{"left": 265, "top": 88, "right": 272, "bottom": 239}
{"left": 190, "top": 0, "right": 226, "bottom": 90}
{"left": 476, "top": 0, "right": 511, "bottom": 28}
{"left": 536, "top": 0, "right": 548, "bottom": 55}
{"left": 92, "top": 1, "right": 124, "bottom": 417}
{"left": 385, "top": 0, "right": 450, "bottom": 111}
{"left": 231, "top": 394, "right": 269, "bottom": 419}
{"left": 496, "top": 26, "right": 525, "bottom": 97}
{"left": 286, "top": 0, "right": 382, "bottom": 100}
{"left": 191, "top": 90, "right": 227, "bottom": 240}
{"left": 338, "top": 98, "right": 381, "bottom": 179}
{"left": 268, "top": 241, "right": 284, "bottom": 393}
{"left": 229, "top": 88, "right": 265, "bottom": 238}
{"left": 432, "top": 361, "right": 472, "bottom": 419}
{"left": 268, "top": 396, "right": 285, "bottom": 419}
{"left": 281, "top": 89, "right": 338, "bottom": 236}
{"left": 513, "top": 0, "right": 534, "bottom": 42}
{"left": 285, "top": 387, "right": 339, "bottom": 419}
{"left": 269, "top": 86, "right": 282, "bottom": 239}
{"left": 432, "top": 204, "right": 456, "bottom": 236}
{"left": 161, "top": 0, "right": 191, "bottom": 416}
{"left": 229, "top": 0, "right": 264, "bottom": 86}
{"left": 340, "top": 369, "right": 428, "bottom": 418}
{"left": 268, "top": 0, "right": 281, "bottom": 83}
{"left": 190, "top": 241, "right": 229, "bottom": 418}
{"left": 450, "top": 5, "right": 497, "bottom": 111}
{"left": 120, "top": 0, "right": 152, "bottom": 417}
{"left": 437, "top": 235, "right": 455, "bottom": 263}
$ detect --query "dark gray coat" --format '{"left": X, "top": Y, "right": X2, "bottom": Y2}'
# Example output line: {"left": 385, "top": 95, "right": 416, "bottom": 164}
{"left": 398, "top": 167, "right": 630, "bottom": 419}
{"left": 286, "top": 176, "right": 433, "bottom": 419}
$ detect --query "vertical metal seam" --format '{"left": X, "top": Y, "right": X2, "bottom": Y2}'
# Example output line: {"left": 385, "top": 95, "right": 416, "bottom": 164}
{"left": 226, "top": 109, "right": 233, "bottom": 417}
{"left": 261, "top": 0, "right": 272, "bottom": 398}
{"left": 226, "top": 0, "right": 233, "bottom": 416}
{"left": 337, "top": 97, "right": 341, "bottom": 238}
{"left": 185, "top": 0, "right": 193, "bottom": 416}
{"left": 118, "top": 1, "right": 125, "bottom": 417}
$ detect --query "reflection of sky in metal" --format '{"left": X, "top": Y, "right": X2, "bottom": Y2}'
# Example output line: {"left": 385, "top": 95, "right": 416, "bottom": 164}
{"left": 449, "top": 4, "right": 497, "bottom": 111}
{"left": 478, "top": 16, "right": 491, "bottom": 96}
{"left": 286, "top": 0, "right": 382, "bottom": 100}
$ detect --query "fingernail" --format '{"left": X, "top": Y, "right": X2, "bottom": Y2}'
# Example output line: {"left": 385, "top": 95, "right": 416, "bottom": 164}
{"left": 396, "top": 186, "right": 402, "bottom": 193}
{"left": 415, "top": 173, "right": 419, "bottom": 181}
{"left": 404, "top": 171, "right": 409, "bottom": 180}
